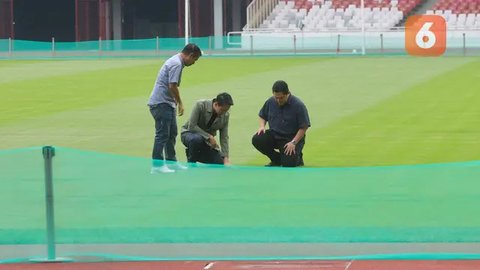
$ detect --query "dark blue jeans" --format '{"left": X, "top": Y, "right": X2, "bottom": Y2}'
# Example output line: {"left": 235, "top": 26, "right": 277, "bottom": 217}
{"left": 181, "top": 132, "right": 224, "bottom": 164}
{"left": 150, "top": 103, "right": 177, "bottom": 166}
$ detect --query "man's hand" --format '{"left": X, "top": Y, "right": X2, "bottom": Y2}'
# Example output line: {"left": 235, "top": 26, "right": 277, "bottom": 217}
{"left": 256, "top": 126, "right": 266, "bottom": 135}
{"left": 223, "top": 157, "right": 231, "bottom": 165}
{"left": 283, "top": 142, "right": 296, "bottom": 156}
{"left": 208, "top": 135, "right": 218, "bottom": 148}
{"left": 178, "top": 103, "right": 184, "bottom": 116}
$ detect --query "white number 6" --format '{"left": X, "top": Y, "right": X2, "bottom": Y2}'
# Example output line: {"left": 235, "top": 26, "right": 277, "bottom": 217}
{"left": 415, "top": 22, "right": 436, "bottom": 49}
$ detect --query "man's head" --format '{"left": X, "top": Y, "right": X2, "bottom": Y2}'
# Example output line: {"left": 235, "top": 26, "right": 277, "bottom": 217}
{"left": 213, "top": 92, "right": 234, "bottom": 115}
{"left": 181, "top": 43, "right": 202, "bottom": 66}
{"left": 272, "top": 80, "right": 290, "bottom": 106}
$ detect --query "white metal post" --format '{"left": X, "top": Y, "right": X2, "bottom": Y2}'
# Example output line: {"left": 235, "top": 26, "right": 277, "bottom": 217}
{"left": 51, "top": 37, "right": 55, "bottom": 57}
{"left": 213, "top": 0, "right": 223, "bottom": 49}
{"left": 361, "top": 0, "right": 366, "bottom": 55}
{"left": 185, "top": 0, "right": 190, "bottom": 44}
{"left": 8, "top": 37, "right": 12, "bottom": 58}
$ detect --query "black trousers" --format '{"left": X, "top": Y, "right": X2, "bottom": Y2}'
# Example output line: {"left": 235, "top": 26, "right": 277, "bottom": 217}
{"left": 181, "top": 132, "right": 224, "bottom": 164}
{"left": 252, "top": 130, "right": 305, "bottom": 167}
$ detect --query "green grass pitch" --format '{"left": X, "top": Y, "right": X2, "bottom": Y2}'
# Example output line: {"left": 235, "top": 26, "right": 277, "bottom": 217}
{"left": 1, "top": 56, "right": 480, "bottom": 167}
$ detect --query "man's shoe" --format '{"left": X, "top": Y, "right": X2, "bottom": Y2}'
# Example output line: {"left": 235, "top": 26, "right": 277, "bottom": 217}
{"left": 151, "top": 165, "right": 175, "bottom": 174}
{"left": 172, "top": 162, "right": 188, "bottom": 170}
{"left": 265, "top": 162, "right": 281, "bottom": 167}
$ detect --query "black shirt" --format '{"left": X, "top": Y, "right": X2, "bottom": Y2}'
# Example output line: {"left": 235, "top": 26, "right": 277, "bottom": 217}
{"left": 259, "top": 94, "right": 311, "bottom": 139}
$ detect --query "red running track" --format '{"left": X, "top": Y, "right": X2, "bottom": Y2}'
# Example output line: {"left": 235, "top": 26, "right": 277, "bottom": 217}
{"left": 1, "top": 260, "right": 480, "bottom": 270}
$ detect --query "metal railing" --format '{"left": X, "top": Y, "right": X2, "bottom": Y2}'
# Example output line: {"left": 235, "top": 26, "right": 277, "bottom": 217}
{"left": 229, "top": 27, "right": 480, "bottom": 56}
{"left": 2, "top": 29, "right": 479, "bottom": 59}
{"left": 245, "top": 0, "right": 279, "bottom": 30}
{"left": 241, "top": 26, "right": 480, "bottom": 33}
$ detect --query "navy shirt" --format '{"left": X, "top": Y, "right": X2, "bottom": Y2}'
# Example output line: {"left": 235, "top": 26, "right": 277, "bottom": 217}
{"left": 259, "top": 94, "right": 311, "bottom": 139}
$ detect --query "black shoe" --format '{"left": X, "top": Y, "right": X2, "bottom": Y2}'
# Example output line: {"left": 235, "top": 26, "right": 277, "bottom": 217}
{"left": 265, "top": 162, "right": 281, "bottom": 167}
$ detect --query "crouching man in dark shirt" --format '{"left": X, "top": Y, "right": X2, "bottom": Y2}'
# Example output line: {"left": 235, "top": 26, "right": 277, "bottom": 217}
{"left": 252, "top": 80, "right": 311, "bottom": 167}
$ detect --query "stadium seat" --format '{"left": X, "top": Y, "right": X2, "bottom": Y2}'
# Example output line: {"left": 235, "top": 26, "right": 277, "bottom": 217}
{"left": 429, "top": 0, "right": 480, "bottom": 28}
{"left": 257, "top": 0, "right": 423, "bottom": 30}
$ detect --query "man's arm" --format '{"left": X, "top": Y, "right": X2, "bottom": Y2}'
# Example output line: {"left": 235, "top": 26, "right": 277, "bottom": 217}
{"left": 257, "top": 99, "right": 270, "bottom": 135}
{"left": 291, "top": 127, "right": 307, "bottom": 145}
{"left": 186, "top": 101, "right": 212, "bottom": 139}
{"left": 168, "top": 83, "right": 184, "bottom": 116}
{"left": 284, "top": 101, "right": 311, "bottom": 156}
{"left": 283, "top": 127, "right": 308, "bottom": 156}
{"left": 256, "top": 117, "right": 267, "bottom": 135}
{"left": 219, "top": 115, "right": 230, "bottom": 163}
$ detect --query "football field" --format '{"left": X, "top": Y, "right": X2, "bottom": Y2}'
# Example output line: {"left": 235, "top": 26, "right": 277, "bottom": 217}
{"left": 1, "top": 56, "right": 479, "bottom": 166}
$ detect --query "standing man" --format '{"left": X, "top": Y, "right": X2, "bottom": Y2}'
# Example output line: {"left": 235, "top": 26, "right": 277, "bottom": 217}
{"left": 252, "top": 80, "right": 310, "bottom": 167}
{"left": 148, "top": 43, "right": 202, "bottom": 173}
{"left": 181, "top": 92, "right": 234, "bottom": 165}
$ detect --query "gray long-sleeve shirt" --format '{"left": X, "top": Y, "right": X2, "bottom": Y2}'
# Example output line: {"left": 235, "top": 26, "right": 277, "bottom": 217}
{"left": 181, "top": 99, "right": 230, "bottom": 157}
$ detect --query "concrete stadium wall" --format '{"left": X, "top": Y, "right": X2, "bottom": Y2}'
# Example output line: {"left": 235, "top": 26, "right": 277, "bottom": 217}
{"left": 240, "top": 30, "right": 480, "bottom": 51}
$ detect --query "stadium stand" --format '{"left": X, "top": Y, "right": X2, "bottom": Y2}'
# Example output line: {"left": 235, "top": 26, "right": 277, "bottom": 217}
{"left": 426, "top": 0, "right": 480, "bottom": 28}
{"left": 258, "top": 0, "right": 425, "bottom": 30}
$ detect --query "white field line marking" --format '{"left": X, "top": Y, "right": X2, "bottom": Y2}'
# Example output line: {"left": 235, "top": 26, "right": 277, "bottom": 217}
{"left": 345, "top": 260, "right": 353, "bottom": 270}
{"left": 204, "top": 262, "right": 215, "bottom": 270}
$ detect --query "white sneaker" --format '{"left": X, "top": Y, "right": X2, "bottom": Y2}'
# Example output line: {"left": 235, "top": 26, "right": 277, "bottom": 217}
{"left": 172, "top": 162, "right": 188, "bottom": 170}
{"left": 150, "top": 165, "right": 175, "bottom": 174}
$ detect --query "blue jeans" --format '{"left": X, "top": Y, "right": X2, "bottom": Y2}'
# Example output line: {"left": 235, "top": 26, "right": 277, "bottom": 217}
{"left": 150, "top": 103, "right": 177, "bottom": 166}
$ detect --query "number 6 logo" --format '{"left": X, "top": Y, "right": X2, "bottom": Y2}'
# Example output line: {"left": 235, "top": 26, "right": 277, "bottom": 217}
{"left": 406, "top": 15, "right": 446, "bottom": 56}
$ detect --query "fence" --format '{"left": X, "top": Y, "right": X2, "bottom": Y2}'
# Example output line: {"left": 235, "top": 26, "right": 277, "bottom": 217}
{"left": 2, "top": 146, "right": 480, "bottom": 261}
{"left": 1, "top": 28, "right": 480, "bottom": 59}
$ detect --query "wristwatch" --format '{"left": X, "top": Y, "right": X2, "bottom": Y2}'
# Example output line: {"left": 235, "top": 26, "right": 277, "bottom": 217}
{"left": 291, "top": 139, "right": 297, "bottom": 145}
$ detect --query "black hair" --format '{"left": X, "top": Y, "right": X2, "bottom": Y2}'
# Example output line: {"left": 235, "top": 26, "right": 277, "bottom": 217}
{"left": 182, "top": 43, "right": 202, "bottom": 57}
{"left": 272, "top": 80, "right": 290, "bottom": 94}
{"left": 214, "top": 92, "right": 234, "bottom": 106}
